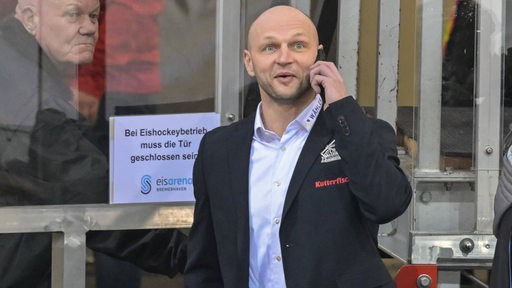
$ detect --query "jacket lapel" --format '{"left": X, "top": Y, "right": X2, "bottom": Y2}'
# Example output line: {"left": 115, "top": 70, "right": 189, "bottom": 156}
{"left": 227, "top": 115, "right": 255, "bottom": 284}
{"left": 282, "top": 111, "right": 332, "bottom": 217}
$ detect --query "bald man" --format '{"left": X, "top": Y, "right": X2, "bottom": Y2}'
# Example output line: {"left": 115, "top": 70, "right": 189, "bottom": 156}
{"left": 184, "top": 5, "right": 412, "bottom": 288}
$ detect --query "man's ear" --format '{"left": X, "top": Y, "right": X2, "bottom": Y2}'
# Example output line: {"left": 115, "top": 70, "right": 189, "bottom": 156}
{"left": 243, "top": 50, "right": 255, "bottom": 77}
{"left": 15, "top": 5, "right": 38, "bottom": 35}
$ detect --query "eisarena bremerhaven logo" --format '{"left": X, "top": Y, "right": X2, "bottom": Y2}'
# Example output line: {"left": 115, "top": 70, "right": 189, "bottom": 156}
{"left": 140, "top": 174, "right": 192, "bottom": 195}
{"left": 141, "top": 175, "right": 152, "bottom": 194}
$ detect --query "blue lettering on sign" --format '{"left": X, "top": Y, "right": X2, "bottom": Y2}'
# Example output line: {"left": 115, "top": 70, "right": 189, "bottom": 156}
{"left": 156, "top": 177, "right": 193, "bottom": 186}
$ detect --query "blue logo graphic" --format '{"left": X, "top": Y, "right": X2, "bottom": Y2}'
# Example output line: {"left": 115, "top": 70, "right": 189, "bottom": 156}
{"left": 141, "top": 175, "right": 152, "bottom": 194}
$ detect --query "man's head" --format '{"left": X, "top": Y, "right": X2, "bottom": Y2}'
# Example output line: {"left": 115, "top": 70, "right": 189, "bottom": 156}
{"left": 243, "top": 5, "right": 321, "bottom": 105}
{"left": 15, "top": 0, "right": 100, "bottom": 66}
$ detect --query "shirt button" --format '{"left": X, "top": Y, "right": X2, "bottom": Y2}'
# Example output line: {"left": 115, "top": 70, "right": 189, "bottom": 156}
{"left": 281, "top": 146, "right": 286, "bottom": 152}
{"left": 274, "top": 218, "right": 280, "bottom": 224}
{"left": 275, "top": 181, "right": 281, "bottom": 187}
{"left": 275, "top": 256, "right": 282, "bottom": 262}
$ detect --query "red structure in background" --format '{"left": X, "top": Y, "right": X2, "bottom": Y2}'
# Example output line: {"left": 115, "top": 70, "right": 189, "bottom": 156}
{"left": 395, "top": 264, "right": 438, "bottom": 288}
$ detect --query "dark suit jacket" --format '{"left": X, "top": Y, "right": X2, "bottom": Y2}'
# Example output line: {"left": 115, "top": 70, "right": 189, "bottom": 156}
{"left": 490, "top": 206, "right": 512, "bottom": 288}
{"left": 490, "top": 152, "right": 512, "bottom": 287}
{"left": 185, "top": 97, "right": 412, "bottom": 288}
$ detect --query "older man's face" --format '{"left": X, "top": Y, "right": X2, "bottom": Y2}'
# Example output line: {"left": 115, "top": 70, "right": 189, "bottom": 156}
{"left": 35, "top": 0, "right": 100, "bottom": 65}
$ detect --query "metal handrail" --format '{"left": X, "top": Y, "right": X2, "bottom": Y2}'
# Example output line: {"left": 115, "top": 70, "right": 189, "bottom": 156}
{"left": 0, "top": 203, "right": 194, "bottom": 288}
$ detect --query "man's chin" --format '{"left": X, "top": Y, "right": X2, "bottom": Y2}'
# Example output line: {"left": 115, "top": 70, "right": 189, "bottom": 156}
{"left": 275, "top": 88, "right": 314, "bottom": 103}
{"left": 71, "top": 52, "right": 94, "bottom": 65}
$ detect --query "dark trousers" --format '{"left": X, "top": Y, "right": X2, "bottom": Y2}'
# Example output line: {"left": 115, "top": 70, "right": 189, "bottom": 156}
{"left": 94, "top": 252, "right": 142, "bottom": 288}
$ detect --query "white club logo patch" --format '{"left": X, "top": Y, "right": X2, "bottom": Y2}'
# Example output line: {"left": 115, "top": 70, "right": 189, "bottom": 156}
{"left": 321, "top": 140, "right": 341, "bottom": 163}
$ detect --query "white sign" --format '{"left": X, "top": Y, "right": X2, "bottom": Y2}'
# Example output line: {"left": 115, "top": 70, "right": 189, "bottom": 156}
{"left": 109, "top": 112, "right": 220, "bottom": 204}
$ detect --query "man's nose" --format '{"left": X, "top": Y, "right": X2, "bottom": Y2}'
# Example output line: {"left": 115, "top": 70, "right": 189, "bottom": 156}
{"left": 78, "top": 17, "right": 97, "bottom": 36}
{"left": 276, "top": 46, "right": 292, "bottom": 64}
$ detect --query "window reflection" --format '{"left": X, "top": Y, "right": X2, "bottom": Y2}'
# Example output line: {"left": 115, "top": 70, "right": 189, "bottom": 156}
{"left": 0, "top": 0, "right": 107, "bottom": 206}
{"left": 0, "top": 0, "right": 223, "bottom": 207}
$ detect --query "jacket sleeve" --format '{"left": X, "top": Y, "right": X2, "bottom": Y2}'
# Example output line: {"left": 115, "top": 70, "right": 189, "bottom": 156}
{"left": 87, "top": 228, "right": 188, "bottom": 277}
{"left": 493, "top": 150, "right": 512, "bottom": 234}
{"left": 324, "top": 96, "right": 412, "bottom": 224}
{"left": 183, "top": 134, "right": 223, "bottom": 287}
{"left": 0, "top": 108, "right": 109, "bottom": 205}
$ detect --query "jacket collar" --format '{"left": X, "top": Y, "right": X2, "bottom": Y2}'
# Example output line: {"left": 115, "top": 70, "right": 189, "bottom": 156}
{"left": 228, "top": 108, "right": 333, "bottom": 235}
{"left": 227, "top": 114, "right": 255, "bottom": 284}
{"left": 282, "top": 109, "right": 332, "bottom": 217}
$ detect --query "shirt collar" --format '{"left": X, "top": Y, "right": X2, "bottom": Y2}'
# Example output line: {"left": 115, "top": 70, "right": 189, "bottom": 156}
{"left": 254, "top": 94, "right": 323, "bottom": 141}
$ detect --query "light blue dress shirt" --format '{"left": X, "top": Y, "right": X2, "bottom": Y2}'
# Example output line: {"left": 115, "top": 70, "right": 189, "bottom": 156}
{"left": 248, "top": 95, "right": 323, "bottom": 288}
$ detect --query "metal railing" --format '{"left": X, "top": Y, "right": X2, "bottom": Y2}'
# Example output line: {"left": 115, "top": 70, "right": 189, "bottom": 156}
{"left": 0, "top": 203, "right": 194, "bottom": 288}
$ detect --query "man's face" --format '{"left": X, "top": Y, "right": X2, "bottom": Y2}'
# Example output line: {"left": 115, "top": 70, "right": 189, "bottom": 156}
{"left": 244, "top": 7, "right": 319, "bottom": 105}
{"left": 35, "top": 0, "right": 100, "bottom": 65}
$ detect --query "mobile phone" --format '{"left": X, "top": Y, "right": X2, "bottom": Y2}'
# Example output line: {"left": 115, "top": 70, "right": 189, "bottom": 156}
{"left": 315, "top": 49, "right": 326, "bottom": 100}
{"left": 316, "top": 48, "right": 326, "bottom": 62}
